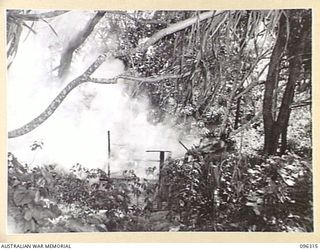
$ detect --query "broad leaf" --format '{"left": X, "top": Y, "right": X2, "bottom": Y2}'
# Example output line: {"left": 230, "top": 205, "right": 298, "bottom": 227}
{"left": 13, "top": 189, "right": 35, "bottom": 206}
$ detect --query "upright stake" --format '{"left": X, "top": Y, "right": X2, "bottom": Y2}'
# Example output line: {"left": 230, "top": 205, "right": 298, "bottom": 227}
{"left": 146, "top": 150, "right": 171, "bottom": 210}
{"left": 107, "top": 130, "right": 111, "bottom": 177}
{"left": 146, "top": 150, "right": 171, "bottom": 183}
{"left": 159, "top": 151, "right": 165, "bottom": 184}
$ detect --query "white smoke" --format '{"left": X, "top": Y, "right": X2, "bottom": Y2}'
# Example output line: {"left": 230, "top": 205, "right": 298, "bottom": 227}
{"left": 7, "top": 10, "right": 197, "bottom": 177}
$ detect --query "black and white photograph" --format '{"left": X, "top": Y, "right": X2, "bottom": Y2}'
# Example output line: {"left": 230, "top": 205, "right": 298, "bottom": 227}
{"left": 6, "top": 9, "right": 313, "bottom": 233}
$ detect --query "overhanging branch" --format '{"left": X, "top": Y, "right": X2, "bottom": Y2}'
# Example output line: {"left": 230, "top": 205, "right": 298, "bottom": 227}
{"left": 8, "top": 76, "right": 86, "bottom": 139}
{"left": 88, "top": 74, "right": 182, "bottom": 84}
{"left": 8, "top": 11, "right": 222, "bottom": 138}
{"left": 58, "top": 11, "right": 106, "bottom": 77}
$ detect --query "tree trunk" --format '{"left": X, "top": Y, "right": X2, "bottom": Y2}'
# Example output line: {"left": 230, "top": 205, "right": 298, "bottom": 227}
{"left": 262, "top": 13, "right": 287, "bottom": 155}
{"left": 280, "top": 120, "right": 289, "bottom": 155}
{"left": 263, "top": 10, "right": 311, "bottom": 155}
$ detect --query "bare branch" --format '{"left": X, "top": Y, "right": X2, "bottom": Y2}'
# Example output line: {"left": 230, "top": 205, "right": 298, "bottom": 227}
{"left": 235, "top": 80, "right": 266, "bottom": 100}
{"left": 58, "top": 11, "right": 106, "bottom": 77}
{"left": 8, "top": 76, "right": 86, "bottom": 139}
{"left": 120, "top": 74, "right": 182, "bottom": 82}
{"left": 87, "top": 74, "right": 182, "bottom": 84}
{"left": 234, "top": 63, "right": 269, "bottom": 100}
{"left": 178, "top": 140, "right": 190, "bottom": 151}
{"left": 8, "top": 11, "right": 223, "bottom": 138}
{"left": 87, "top": 77, "right": 117, "bottom": 84}
{"left": 133, "top": 11, "right": 221, "bottom": 54}
{"left": 290, "top": 99, "right": 311, "bottom": 109}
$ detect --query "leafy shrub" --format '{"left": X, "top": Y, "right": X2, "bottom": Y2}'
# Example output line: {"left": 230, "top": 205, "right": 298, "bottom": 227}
{"left": 162, "top": 145, "right": 313, "bottom": 231}
{"left": 8, "top": 143, "right": 312, "bottom": 232}
{"left": 8, "top": 153, "right": 157, "bottom": 232}
{"left": 8, "top": 153, "right": 62, "bottom": 233}
{"left": 286, "top": 106, "right": 312, "bottom": 157}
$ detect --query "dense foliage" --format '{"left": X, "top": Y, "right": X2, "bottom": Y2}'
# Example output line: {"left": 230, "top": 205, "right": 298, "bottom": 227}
{"left": 163, "top": 149, "right": 312, "bottom": 231}
{"left": 8, "top": 152, "right": 160, "bottom": 232}
{"left": 8, "top": 134, "right": 312, "bottom": 232}
{"left": 7, "top": 9, "right": 312, "bottom": 232}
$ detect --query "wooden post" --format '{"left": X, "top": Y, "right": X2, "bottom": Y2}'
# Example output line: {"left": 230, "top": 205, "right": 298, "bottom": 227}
{"left": 146, "top": 150, "right": 171, "bottom": 210}
{"left": 159, "top": 151, "right": 165, "bottom": 183}
{"left": 107, "top": 130, "right": 111, "bottom": 177}
{"left": 146, "top": 150, "right": 171, "bottom": 181}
